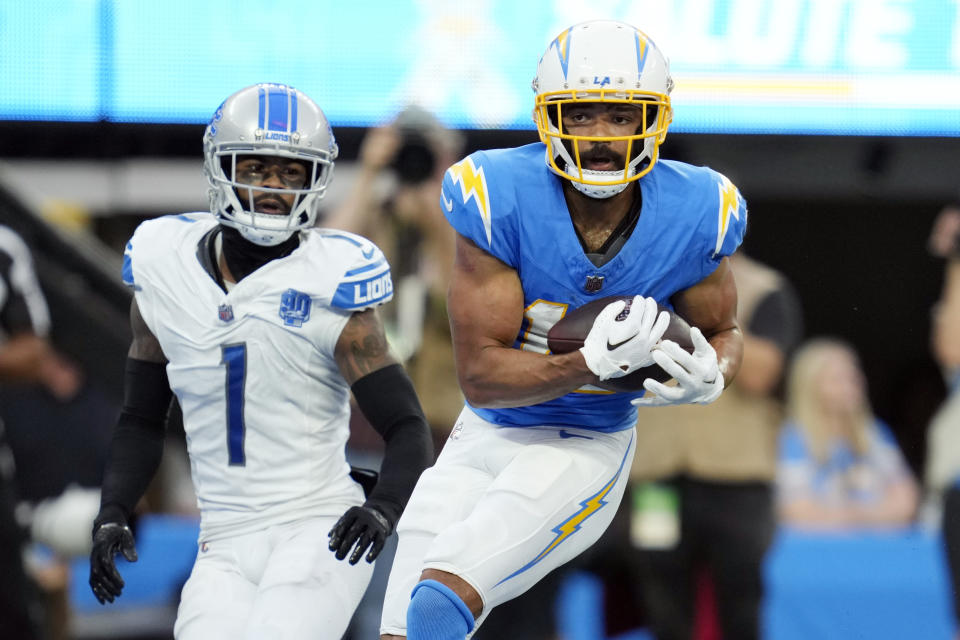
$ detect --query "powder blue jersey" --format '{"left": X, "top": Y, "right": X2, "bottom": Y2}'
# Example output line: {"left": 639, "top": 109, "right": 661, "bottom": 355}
{"left": 440, "top": 143, "right": 748, "bottom": 432}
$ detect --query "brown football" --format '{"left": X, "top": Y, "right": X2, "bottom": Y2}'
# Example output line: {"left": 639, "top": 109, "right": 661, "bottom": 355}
{"left": 547, "top": 295, "right": 695, "bottom": 392}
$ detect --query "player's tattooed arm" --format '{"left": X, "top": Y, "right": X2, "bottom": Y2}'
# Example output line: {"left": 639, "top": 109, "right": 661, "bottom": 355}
{"left": 330, "top": 308, "right": 430, "bottom": 566}
{"left": 128, "top": 298, "right": 167, "bottom": 363}
{"left": 334, "top": 308, "right": 400, "bottom": 385}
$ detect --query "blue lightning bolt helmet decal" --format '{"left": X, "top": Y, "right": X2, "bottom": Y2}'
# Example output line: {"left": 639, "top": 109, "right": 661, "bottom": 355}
{"left": 494, "top": 432, "right": 634, "bottom": 586}
{"left": 551, "top": 28, "right": 573, "bottom": 81}
{"left": 635, "top": 31, "right": 649, "bottom": 81}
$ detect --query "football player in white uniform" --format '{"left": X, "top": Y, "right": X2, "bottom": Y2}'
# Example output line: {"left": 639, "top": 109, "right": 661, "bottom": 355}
{"left": 88, "top": 83, "right": 433, "bottom": 640}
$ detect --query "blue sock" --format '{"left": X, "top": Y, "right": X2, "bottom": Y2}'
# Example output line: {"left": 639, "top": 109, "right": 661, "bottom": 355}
{"left": 406, "top": 579, "right": 475, "bottom": 640}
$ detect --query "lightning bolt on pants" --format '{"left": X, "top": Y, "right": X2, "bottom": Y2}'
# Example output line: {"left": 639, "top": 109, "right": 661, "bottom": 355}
{"left": 379, "top": 408, "right": 636, "bottom": 638}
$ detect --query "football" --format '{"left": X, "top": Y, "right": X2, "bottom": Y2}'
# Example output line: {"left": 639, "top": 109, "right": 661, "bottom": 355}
{"left": 547, "top": 295, "right": 695, "bottom": 392}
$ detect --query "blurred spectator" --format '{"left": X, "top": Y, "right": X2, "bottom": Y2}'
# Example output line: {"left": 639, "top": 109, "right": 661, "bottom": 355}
{"left": 0, "top": 224, "right": 85, "bottom": 640}
{"left": 777, "top": 338, "right": 919, "bottom": 530}
{"left": 325, "top": 105, "right": 465, "bottom": 447}
{"left": 625, "top": 251, "right": 802, "bottom": 640}
{"left": 927, "top": 202, "right": 960, "bottom": 262}
{"left": 923, "top": 202, "right": 960, "bottom": 638}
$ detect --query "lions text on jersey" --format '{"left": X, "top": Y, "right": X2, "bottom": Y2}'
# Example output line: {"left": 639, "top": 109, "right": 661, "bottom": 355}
{"left": 440, "top": 143, "right": 748, "bottom": 432}
{"left": 122, "top": 213, "right": 392, "bottom": 542}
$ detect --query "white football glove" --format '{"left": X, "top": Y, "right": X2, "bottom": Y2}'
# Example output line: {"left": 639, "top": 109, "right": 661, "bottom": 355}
{"left": 631, "top": 327, "right": 724, "bottom": 407}
{"left": 579, "top": 296, "right": 670, "bottom": 381}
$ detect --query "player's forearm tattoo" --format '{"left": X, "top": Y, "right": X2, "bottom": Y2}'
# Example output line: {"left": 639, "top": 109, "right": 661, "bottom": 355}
{"left": 348, "top": 333, "right": 389, "bottom": 377}
{"left": 336, "top": 309, "right": 394, "bottom": 383}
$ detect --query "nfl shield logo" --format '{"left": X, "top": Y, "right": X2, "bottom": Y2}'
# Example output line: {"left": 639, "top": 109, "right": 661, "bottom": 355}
{"left": 584, "top": 275, "right": 604, "bottom": 293}
{"left": 218, "top": 304, "right": 234, "bottom": 323}
{"left": 279, "top": 289, "right": 311, "bottom": 327}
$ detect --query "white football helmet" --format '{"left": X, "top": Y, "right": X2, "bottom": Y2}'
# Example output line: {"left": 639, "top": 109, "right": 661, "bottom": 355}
{"left": 203, "top": 83, "right": 338, "bottom": 246}
{"left": 532, "top": 21, "right": 674, "bottom": 198}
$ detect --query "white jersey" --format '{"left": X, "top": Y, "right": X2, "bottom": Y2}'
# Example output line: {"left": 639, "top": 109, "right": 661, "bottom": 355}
{"left": 122, "top": 213, "right": 393, "bottom": 542}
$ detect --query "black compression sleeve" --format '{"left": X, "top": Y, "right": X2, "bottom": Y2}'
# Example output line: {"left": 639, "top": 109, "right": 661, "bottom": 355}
{"left": 96, "top": 358, "right": 173, "bottom": 527}
{"left": 351, "top": 364, "right": 433, "bottom": 526}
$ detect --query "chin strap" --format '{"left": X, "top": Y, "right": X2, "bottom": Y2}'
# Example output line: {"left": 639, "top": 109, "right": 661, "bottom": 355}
{"left": 570, "top": 176, "right": 629, "bottom": 199}
{"left": 565, "top": 165, "right": 635, "bottom": 199}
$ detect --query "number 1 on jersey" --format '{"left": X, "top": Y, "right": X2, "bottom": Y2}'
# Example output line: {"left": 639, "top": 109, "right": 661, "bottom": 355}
{"left": 221, "top": 343, "right": 247, "bottom": 466}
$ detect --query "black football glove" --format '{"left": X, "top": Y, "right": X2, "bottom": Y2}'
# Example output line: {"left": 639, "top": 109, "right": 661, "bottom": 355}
{"left": 89, "top": 513, "right": 138, "bottom": 604}
{"left": 328, "top": 505, "right": 392, "bottom": 565}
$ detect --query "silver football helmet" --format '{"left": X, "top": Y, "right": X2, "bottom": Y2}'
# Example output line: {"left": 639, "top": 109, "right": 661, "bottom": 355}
{"left": 532, "top": 21, "right": 673, "bottom": 198}
{"left": 203, "top": 83, "right": 338, "bottom": 246}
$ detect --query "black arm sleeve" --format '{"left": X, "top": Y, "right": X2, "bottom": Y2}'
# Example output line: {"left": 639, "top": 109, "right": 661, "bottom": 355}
{"left": 350, "top": 364, "right": 433, "bottom": 526}
{"left": 95, "top": 358, "right": 173, "bottom": 527}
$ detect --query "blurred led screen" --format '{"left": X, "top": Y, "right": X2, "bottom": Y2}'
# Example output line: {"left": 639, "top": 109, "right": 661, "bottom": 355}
{"left": 1, "top": 0, "right": 958, "bottom": 135}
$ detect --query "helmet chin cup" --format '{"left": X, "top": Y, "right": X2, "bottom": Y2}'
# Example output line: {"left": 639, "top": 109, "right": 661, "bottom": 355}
{"left": 216, "top": 215, "right": 295, "bottom": 247}
{"left": 237, "top": 223, "right": 295, "bottom": 247}
{"left": 565, "top": 165, "right": 633, "bottom": 199}
{"left": 570, "top": 175, "right": 630, "bottom": 199}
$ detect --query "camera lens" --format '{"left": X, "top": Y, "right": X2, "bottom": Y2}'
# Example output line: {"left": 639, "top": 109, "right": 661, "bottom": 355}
{"left": 392, "top": 133, "right": 435, "bottom": 185}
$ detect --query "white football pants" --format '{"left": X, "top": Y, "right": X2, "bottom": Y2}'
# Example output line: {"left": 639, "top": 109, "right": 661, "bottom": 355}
{"left": 380, "top": 407, "right": 635, "bottom": 637}
{"left": 174, "top": 516, "right": 374, "bottom": 640}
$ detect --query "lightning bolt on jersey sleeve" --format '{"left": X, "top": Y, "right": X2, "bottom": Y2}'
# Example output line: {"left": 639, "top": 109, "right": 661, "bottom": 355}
{"left": 710, "top": 171, "right": 748, "bottom": 261}
{"left": 440, "top": 151, "right": 520, "bottom": 268}
{"left": 650, "top": 163, "right": 748, "bottom": 284}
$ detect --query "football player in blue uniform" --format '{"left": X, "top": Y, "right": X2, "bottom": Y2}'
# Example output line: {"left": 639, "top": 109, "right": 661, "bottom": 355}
{"left": 87, "top": 83, "right": 433, "bottom": 639}
{"left": 380, "top": 20, "right": 748, "bottom": 640}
